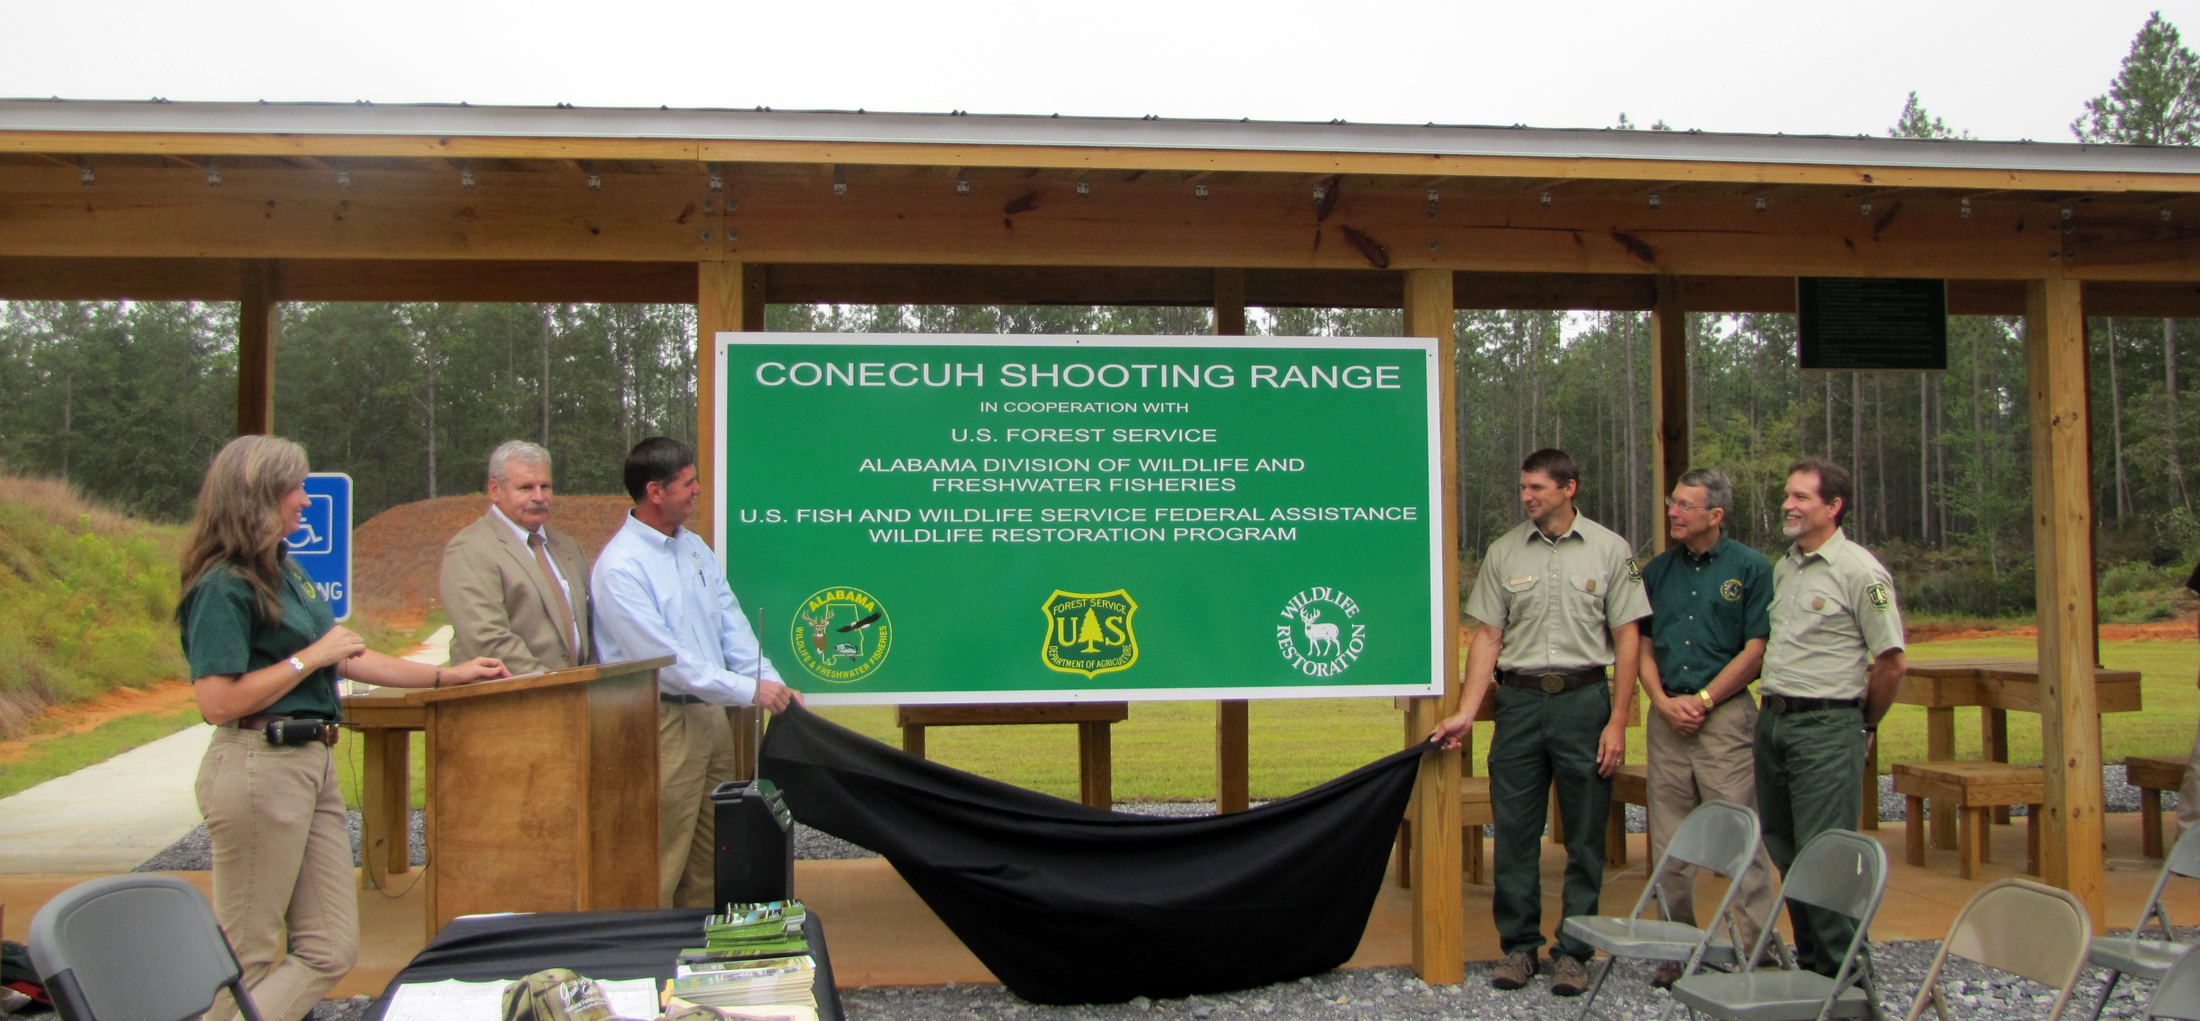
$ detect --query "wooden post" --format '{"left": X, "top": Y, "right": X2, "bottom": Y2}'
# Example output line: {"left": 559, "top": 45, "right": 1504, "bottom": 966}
{"left": 1215, "top": 267, "right": 1253, "bottom": 814}
{"left": 1079, "top": 720, "right": 1114, "bottom": 809}
{"left": 236, "top": 258, "right": 277, "bottom": 435}
{"left": 2027, "top": 277, "right": 2106, "bottom": 934}
{"left": 1403, "top": 268, "right": 1464, "bottom": 986}
{"left": 700, "top": 262, "right": 767, "bottom": 776}
{"left": 1647, "top": 276, "right": 1686, "bottom": 552}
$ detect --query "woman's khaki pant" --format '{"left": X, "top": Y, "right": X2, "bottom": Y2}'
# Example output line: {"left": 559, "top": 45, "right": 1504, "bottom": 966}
{"left": 195, "top": 726, "right": 359, "bottom": 1021}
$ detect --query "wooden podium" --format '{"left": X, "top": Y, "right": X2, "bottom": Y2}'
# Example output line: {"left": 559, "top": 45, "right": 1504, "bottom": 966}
{"left": 342, "top": 656, "right": 671, "bottom": 937}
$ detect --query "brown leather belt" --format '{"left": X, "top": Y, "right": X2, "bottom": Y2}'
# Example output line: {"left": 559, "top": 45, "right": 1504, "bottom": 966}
{"left": 1759, "top": 694, "right": 1862, "bottom": 715}
{"left": 1498, "top": 668, "right": 1607, "bottom": 694}
{"left": 234, "top": 714, "right": 341, "bottom": 745}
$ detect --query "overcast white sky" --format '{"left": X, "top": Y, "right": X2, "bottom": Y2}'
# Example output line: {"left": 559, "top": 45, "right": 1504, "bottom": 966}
{"left": 4, "top": 1, "right": 2196, "bottom": 143}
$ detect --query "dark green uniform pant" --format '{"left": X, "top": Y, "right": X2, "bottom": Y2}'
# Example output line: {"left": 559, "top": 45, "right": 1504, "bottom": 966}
{"left": 1754, "top": 705, "right": 1867, "bottom": 976}
{"left": 1489, "top": 680, "right": 1613, "bottom": 961}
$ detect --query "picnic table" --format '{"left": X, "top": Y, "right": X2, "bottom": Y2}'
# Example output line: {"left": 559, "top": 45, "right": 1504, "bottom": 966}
{"left": 1867, "top": 658, "right": 2143, "bottom": 850}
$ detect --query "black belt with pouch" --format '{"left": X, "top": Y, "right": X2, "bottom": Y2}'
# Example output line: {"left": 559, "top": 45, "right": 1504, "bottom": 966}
{"left": 1759, "top": 693, "right": 1863, "bottom": 715}
{"left": 1498, "top": 668, "right": 1608, "bottom": 694}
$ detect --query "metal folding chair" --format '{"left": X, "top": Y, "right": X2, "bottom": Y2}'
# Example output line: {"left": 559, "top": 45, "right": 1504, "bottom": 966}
{"left": 2145, "top": 943, "right": 2200, "bottom": 1021}
{"left": 2089, "top": 822, "right": 2200, "bottom": 1020}
{"left": 1900, "top": 878, "right": 2091, "bottom": 1021}
{"left": 1670, "top": 829, "right": 1890, "bottom": 1021}
{"left": 1563, "top": 800, "right": 1777, "bottom": 1020}
{"left": 28, "top": 874, "right": 266, "bottom": 1021}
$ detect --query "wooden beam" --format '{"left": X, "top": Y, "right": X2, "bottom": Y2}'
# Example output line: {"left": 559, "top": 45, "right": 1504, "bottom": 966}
{"left": 1648, "top": 276, "right": 1687, "bottom": 552}
{"left": 9, "top": 163, "right": 2198, "bottom": 280}
{"left": 697, "top": 262, "right": 747, "bottom": 547}
{"left": 1214, "top": 267, "right": 1251, "bottom": 816}
{"left": 1402, "top": 267, "right": 1463, "bottom": 987}
{"left": 2026, "top": 277, "right": 2106, "bottom": 934}
{"left": 236, "top": 259, "right": 276, "bottom": 435}
{"left": 11, "top": 130, "right": 2200, "bottom": 195}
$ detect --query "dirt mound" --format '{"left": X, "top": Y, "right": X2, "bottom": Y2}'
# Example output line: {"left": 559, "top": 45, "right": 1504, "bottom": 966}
{"left": 355, "top": 494, "right": 634, "bottom": 628}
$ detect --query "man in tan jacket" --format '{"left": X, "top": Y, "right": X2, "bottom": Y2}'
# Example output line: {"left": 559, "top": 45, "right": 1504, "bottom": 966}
{"left": 441, "top": 440, "right": 592, "bottom": 674}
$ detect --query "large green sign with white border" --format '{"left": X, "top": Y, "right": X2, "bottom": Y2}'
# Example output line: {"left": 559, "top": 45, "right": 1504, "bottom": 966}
{"left": 713, "top": 334, "right": 1443, "bottom": 705}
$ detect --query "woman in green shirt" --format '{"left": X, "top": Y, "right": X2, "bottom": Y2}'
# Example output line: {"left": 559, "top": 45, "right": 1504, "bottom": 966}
{"left": 179, "top": 435, "right": 507, "bottom": 1021}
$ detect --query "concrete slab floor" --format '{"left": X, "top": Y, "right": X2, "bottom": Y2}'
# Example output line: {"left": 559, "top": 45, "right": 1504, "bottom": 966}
{"left": 0, "top": 723, "right": 213, "bottom": 874}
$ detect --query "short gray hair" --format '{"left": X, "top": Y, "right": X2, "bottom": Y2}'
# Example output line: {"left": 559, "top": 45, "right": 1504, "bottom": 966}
{"left": 1676, "top": 468, "right": 1734, "bottom": 516}
{"left": 487, "top": 440, "right": 551, "bottom": 484}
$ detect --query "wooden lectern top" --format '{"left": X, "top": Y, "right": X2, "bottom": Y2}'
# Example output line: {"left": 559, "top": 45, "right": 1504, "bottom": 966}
{"left": 402, "top": 655, "right": 676, "bottom": 705}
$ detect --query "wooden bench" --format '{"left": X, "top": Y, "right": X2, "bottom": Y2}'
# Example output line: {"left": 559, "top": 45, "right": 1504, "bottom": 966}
{"left": 1462, "top": 777, "right": 1493, "bottom": 884}
{"left": 1892, "top": 761, "right": 2043, "bottom": 879}
{"left": 897, "top": 702, "right": 1129, "bottom": 809}
{"left": 2127, "top": 754, "right": 2190, "bottom": 859}
{"left": 1609, "top": 762, "right": 1649, "bottom": 866}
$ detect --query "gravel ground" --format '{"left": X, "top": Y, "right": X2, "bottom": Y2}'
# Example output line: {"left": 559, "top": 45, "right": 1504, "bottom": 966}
{"left": 136, "top": 810, "right": 427, "bottom": 872}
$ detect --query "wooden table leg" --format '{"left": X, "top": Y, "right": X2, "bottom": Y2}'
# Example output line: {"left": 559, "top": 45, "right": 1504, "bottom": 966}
{"left": 1078, "top": 720, "right": 1112, "bottom": 809}
{"left": 1396, "top": 820, "right": 1413, "bottom": 889}
{"left": 1606, "top": 797, "right": 1627, "bottom": 867}
{"left": 1465, "top": 824, "right": 1485, "bottom": 885}
{"left": 1982, "top": 708, "right": 2010, "bottom": 824}
{"left": 2027, "top": 805, "right": 2042, "bottom": 876}
{"left": 903, "top": 723, "right": 926, "bottom": 759}
{"left": 1905, "top": 795, "right": 1927, "bottom": 866}
{"left": 1928, "top": 707, "right": 1957, "bottom": 850}
{"left": 360, "top": 728, "right": 411, "bottom": 889}
{"left": 1957, "top": 807, "right": 1983, "bottom": 880}
{"left": 2143, "top": 788, "right": 2166, "bottom": 859}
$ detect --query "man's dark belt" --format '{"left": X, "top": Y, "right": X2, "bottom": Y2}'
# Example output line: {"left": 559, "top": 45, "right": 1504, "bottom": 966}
{"left": 1498, "top": 668, "right": 1607, "bottom": 694}
{"left": 660, "top": 692, "right": 708, "bottom": 705}
{"left": 1759, "top": 693, "right": 1862, "bottom": 715}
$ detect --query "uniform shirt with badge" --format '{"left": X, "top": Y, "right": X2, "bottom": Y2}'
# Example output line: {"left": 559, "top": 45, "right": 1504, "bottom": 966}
{"left": 1640, "top": 536, "right": 1773, "bottom": 694}
{"left": 177, "top": 559, "right": 342, "bottom": 721}
{"left": 1464, "top": 513, "right": 1652, "bottom": 674}
{"left": 1761, "top": 528, "right": 1905, "bottom": 700}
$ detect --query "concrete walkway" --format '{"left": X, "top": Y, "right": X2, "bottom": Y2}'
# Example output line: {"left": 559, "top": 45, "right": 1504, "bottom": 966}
{"left": 3, "top": 624, "right": 452, "bottom": 875}
{"left": 0, "top": 723, "right": 213, "bottom": 873}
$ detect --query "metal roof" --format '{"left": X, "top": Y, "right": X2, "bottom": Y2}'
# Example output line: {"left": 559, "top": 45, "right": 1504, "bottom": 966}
{"left": 2, "top": 97, "right": 2198, "bottom": 176}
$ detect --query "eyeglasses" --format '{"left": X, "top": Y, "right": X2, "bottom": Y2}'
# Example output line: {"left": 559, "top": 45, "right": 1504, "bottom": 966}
{"left": 1664, "top": 498, "right": 1707, "bottom": 512}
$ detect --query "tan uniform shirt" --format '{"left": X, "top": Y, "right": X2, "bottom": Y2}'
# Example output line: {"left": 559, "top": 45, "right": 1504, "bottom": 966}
{"left": 1761, "top": 528, "right": 1905, "bottom": 699}
{"left": 1465, "top": 513, "right": 1651, "bottom": 674}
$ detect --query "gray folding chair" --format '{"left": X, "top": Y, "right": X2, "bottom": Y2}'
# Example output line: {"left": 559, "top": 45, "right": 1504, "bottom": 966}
{"left": 2089, "top": 822, "right": 2200, "bottom": 1020}
{"left": 2146, "top": 942, "right": 2200, "bottom": 1021}
{"left": 28, "top": 874, "right": 265, "bottom": 1021}
{"left": 1671, "top": 829, "right": 1890, "bottom": 1021}
{"left": 1900, "top": 879, "right": 2092, "bottom": 1021}
{"left": 1563, "top": 800, "right": 1778, "bottom": 1021}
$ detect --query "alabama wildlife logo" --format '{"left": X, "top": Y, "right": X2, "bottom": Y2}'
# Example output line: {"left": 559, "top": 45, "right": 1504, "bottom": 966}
{"left": 1720, "top": 578, "right": 1743, "bottom": 602}
{"left": 789, "top": 586, "right": 892, "bottom": 683}
{"left": 1278, "top": 586, "right": 1367, "bottom": 677}
{"left": 1040, "top": 590, "right": 1139, "bottom": 678}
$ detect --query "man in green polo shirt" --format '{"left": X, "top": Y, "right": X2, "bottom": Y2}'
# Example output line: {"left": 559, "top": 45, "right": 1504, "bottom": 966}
{"left": 1758, "top": 456, "right": 1906, "bottom": 977}
{"left": 1434, "top": 448, "right": 1649, "bottom": 997}
{"left": 1637, "top": 468, "right": 1779, "bottom": 987}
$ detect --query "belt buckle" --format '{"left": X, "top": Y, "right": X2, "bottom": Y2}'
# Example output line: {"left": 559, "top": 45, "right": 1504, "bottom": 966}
{"left": 1539, "top": 673, "right": 1566, "bottom": 694}
{"left": 1764, "top": 693, "right": 1788, "bottom": 714}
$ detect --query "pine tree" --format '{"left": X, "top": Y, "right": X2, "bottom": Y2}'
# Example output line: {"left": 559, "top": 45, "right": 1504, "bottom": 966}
{"left": 1076, "top": 608, "right": 1105, "bottom": 652}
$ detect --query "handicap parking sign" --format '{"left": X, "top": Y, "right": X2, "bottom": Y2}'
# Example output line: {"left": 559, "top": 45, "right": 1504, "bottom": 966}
{"left": 285, "top": 473, "right": 352, "bottom": 620}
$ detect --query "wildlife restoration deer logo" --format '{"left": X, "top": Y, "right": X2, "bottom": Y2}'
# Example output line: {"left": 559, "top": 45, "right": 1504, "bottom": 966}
{"left": 1278, "top": 586, "right": 1366, "bottom": 677}
{"left": 1040, "top": 590, "right": 1139, "bottom": 678}
{"left": 789, "top": 586, "right": 892, "bottom": 683}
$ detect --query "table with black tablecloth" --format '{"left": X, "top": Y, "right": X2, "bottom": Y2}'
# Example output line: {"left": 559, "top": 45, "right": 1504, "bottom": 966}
{"left": 363, "top": 910, "right": 842, "bottom": 1021}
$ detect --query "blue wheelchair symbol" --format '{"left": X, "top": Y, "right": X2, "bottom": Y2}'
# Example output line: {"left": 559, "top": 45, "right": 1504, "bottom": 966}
{"left": 285, "top": 495, "right": 335, "bottom": 554}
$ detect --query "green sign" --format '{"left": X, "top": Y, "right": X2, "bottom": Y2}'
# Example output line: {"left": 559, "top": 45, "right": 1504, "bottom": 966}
{"left": 714, "top": 335, "right": 1443, "bottom": 705}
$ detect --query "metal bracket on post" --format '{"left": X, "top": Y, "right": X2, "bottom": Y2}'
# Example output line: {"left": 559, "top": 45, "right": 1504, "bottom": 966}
{"left": 205, "top": 157, "right": 220, "bottom": 188}
{"left": 708, "top": 162, "right": 724, "bottom": 193}
{"left": 581, "top": 161, "right": 602, "bottom": 191}
{"left": 75, "top": 155, "right": 92, "bottom": 186}
{"left": 832, "top": 165, "right": 847, "bottom": 196}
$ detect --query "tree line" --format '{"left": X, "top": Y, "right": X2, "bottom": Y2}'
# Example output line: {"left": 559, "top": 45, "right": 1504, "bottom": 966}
{"left": 1, "top": 14, "right": 2196, "bottom": 620}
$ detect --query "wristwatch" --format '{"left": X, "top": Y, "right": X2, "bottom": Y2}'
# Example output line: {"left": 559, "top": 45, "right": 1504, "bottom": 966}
{"left": 1697, "top": 690, "right": 1715, "bottom": 710}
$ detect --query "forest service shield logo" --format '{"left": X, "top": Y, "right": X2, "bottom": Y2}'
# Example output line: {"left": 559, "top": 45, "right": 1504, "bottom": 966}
{"left": 1040, "top": 590, "right": 1138, "bottom": 678}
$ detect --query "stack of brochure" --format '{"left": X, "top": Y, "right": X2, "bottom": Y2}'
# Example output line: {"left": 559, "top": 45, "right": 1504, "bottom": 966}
{"left": 679, "top": 900, "right": 810, "bottom": 962}
{"left": 669, "top": 955, "right": 817, "bottom": 1011}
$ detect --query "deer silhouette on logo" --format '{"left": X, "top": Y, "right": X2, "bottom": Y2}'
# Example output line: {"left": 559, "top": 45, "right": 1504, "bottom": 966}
{"left": 1299, "top": 607, "right": 1341, "bottom": 657}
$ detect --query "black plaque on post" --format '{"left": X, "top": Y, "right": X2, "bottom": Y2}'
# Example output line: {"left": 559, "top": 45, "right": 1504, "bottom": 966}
{"left": 1796, "top": 277, "right": 1948, "bottom": 371}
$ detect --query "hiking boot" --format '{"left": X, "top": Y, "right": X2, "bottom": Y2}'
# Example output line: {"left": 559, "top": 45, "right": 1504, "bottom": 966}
{"left": 1490, "top": 949, "right": 1536, "bottom": 990}
{"left": 1651, "top": 960, "right": 1684, "bottom": 989}
{"left": 1549, "top": 954, "right": 1591, "bottom": 997}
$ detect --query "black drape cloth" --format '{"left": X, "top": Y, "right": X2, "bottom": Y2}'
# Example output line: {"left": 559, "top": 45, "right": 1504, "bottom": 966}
{"left": 758, "top": 705, "right": 1433, "bottom": 1005}
{"left": 362, "top": 910, "right": 842, "bottom": 1021}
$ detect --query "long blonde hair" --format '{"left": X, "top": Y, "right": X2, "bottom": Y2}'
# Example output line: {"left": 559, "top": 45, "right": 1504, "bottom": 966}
{"left": 180, "top": 434, "right": 310, "bottom": 624}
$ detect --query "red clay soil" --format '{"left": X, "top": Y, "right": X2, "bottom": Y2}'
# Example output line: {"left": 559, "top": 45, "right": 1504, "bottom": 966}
{"left": 0, "top": 680, "right": 199, "bottom": 765}
{"left": 354, "top": 494, "right": 634, "bottom": 628}
{"left": 1907, "top": 619, "right": 2198, "bottom": 643}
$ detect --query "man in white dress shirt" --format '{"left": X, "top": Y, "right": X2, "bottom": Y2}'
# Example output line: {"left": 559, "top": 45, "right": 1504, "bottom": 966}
{"left": 592, "top": 436, "right": 802, "bottom": 908}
